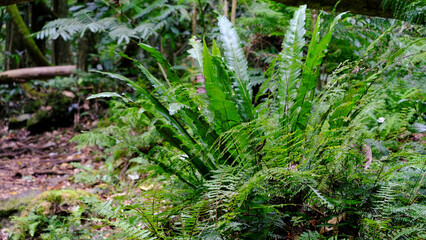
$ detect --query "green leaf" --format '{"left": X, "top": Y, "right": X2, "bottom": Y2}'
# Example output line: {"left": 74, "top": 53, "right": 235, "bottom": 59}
{"left": 218, "top": 16, "right": 253, "bottom": 122}
{"left": 86, "top": 92, "right": 129, "bottom": 102}
{"left": 92, "top": 70, "right": 212, "bottom": 177}
{"left": 289, "top": 10, "right": 345, "bottom": 131}
{"left": 203, "top": 40, "right": 242, "bottom": 132}
{"left": 117, "top": 51, "right": 166, "bottom": 92}
{"left": 138, "top": 43, "right": 179, "bottom": 83}
{"left": 277, "top": 4, "right": 306, "bottom": 127}
{"left": 29, "top": 221, "right": 40, "bottom": 237}
{"left": 188, "top": 36, "right": 203, "bottom": 70}
{"left": 362, "top": 25, "right": 394, "bottom": 59}
{"left": 385, "top": 38, "right": 423, "bottom": 68}
{"left": 212, "top": 38, "right": 221, "bottom": 56}
{"left": 408, "top": 123, "right": 426, "bottom": 133}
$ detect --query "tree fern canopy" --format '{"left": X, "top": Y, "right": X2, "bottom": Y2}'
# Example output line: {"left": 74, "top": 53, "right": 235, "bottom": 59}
{"left": 35, "top": 0, "right": 187, "bottom": 44}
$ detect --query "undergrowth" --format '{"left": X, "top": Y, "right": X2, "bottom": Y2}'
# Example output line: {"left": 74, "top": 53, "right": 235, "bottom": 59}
{"left": 52, "top": 5, "right": 425, "bottom": 240}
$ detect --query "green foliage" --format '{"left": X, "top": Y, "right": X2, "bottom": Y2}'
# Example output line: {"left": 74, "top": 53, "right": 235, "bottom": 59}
{"left": 363, "top": 182, "right": 426, "bottom": 239}
{"left": 382, "top": 0, "right": 426, "bottom": 24}
{"left": 72, "top": 4, "right": 425, "bottom": 239}
{"left": 83, "top": 197, "right": 154, "bottom": 239}
{"left": 9, "top": 190, "right": 98, "bottom": 240}
{"left": 35, "top": 0, "right": 187, "bottom": 45}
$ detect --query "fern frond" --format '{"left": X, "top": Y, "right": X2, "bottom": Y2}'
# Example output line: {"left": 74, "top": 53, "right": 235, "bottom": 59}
{"left": 202, "top": 40, "right": 242, "bottom": 132}
{"left": 374, "top": 183, "right": 397, "bottom": 216}
{"left": 277, "top": 5, "right": 306, "bottom": 128}
{"left": 382, "top": 0, "right": 426, "bottom": 24}
{"left": 218, "top": 16, "right": 253, "bottom": 122}
{"left": 153, "top": 5, "right": 186, "bottom": 22}
{"left": 83, "top": 197, "right": 154, "bottom": 240}
{"left": 188, "top": 36, "right": 203, "bottom": 70}
{"left": 390, "top": 225, "right": 426, "bottom": 240}
{"left": 134, "top": 0, "right": 168, "bottom": 19}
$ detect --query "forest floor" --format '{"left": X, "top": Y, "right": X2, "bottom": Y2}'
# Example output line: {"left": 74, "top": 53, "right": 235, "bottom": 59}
{"left": 0, "top": 123, "right": 104, "bottom": 229}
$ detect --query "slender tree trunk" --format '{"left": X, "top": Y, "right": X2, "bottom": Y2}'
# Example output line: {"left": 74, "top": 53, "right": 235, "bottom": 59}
{"left": 4, "top": 4, "right": 49, "bottom": 99}
{"left": 52, "top": 0, "right": 73, "bottom": 65}
{"left": 231, "top": 0, "right": 237, "bottom": 24}
{"left": 192, "top": 2, "right": 197, "bottom": 35}
{"left": 77, "top": 32, "right": 97, "bottom": 71}
{"left": 224, "top": 0, "right": 228, "bottom": 18}
{"left": 30, "top": 1, "right": 52, "bottom": 55}
{"left": 6, "top": 4, "right": 50, "bottom": 66}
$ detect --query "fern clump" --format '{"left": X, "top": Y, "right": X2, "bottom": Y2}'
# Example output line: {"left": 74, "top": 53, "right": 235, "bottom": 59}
{"left": 73, "top": 4, "right": 426, "bottom": 239}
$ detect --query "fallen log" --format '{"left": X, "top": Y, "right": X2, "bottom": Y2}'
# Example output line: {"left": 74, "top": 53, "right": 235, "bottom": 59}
{"left": 0, "top": 65, "right": 77, "bottom": 83}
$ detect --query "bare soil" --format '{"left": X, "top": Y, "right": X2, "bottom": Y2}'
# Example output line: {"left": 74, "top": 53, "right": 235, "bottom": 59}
{"left": 0, "top": 123, "right": 101, "bottom": 201}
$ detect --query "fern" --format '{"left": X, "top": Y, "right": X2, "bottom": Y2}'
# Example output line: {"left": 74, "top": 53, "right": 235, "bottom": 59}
{"left": 83, "top": 197, "right": 155, "bottom": 240}
{"left": 36, "top": 1, "right": 186, "bottom": 44}
{"left": 76, "top": 5, "right": 426, "bottom": 239}
{"left": 277, "top": 4, "right": 306, "bottom": 128}
{"left": 218, "top": 16, "right": 254, "bottom": 122}
{"left": 382, "top": 0, "right": 426, "bottom": 24}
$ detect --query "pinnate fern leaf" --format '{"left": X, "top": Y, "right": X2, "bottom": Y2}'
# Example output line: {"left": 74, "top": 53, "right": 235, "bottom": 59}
{"left": 277, "top": 5, "right": 306, "bottom": 127}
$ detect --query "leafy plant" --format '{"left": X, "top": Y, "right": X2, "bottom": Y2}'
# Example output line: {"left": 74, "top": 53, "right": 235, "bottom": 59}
{"left": 75, "top": 4, "right": 425, "bottom": 239}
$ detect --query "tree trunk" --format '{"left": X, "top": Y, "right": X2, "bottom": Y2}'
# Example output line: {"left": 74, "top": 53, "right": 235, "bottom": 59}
{"left": 192, "top": 2, "right": 197, "bottom": 35}
{"left": 52, "top": 0, "right": 73, "bottom": 65}
{"left": 224, "top": 0, "right": 228, "bottom": 18}
{"left": 6, "top": 4, "right": 50, "bottom": 66}
{"left": 77, "top": 31, "right": 97, "bottom": 71}
{"left": 77, "top": 0, "right": 97, "bottom": 71}
{"left": 231, "top": 0, "right": 237, "bottom": 24}
{"left": 30, "top": 1, "right": 52, "bottom": 55}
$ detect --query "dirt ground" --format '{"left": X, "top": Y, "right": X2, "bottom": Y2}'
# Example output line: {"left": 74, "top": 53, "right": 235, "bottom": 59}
{"left": 0, "top": 123, "right": 101, "bottom": 201}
